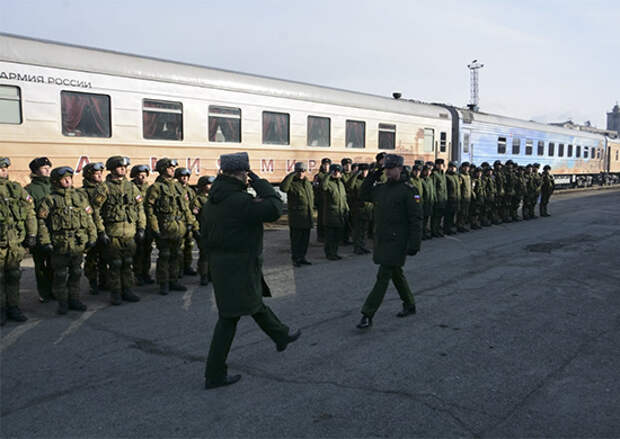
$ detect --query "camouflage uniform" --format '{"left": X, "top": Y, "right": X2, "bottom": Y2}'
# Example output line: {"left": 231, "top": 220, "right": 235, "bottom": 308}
{"left": 193, "top": 176, "right": 213, "bottom": 285}
{"left": 175, "top": 168, "right": 199, "bottom": 277}
{"left": 470, "top": 169, "right": 485, "bottom": 229}
{"left": 131, "top": 166, "right": 153, "bottom": 285}
{"left": 540, "top": 166, "right": 555, "bottom": 217}
{"left": 457, "top": 165, "right": 472, "bottom": 232}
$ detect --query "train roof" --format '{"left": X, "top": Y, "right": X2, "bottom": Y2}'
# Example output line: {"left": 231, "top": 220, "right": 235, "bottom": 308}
{"left": 0, "top": 33, "right": 448, "bottom": 120}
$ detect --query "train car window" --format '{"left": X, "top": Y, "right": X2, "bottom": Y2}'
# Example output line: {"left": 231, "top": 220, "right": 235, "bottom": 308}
{"left": 597, "top": 148, "right": 601, "bottom": 160}
{"left": 497, "top": 137, "right": 506, "bottom": 154}
{"left": 209, "top": 106, "right": 241, "bottom": 143}
{"left": 615, "top": 150, "right": 619, "bottom": 161}
{"left": 62, "top": 91, "right": 111, "bottom": 138}
{"left": 548, "top": 142, "right": 555, "bottom": 156}
{"left": 143, "top": 99, "right": 183, "bottom": 141}
{"left": 576, "top": 145, "right": 581, "bottom": 158}
{"left": 346, "top": 120, "right": 365, "bottom": 148}
{"left": 440, "top": 132, "right": 447, "bottom": 152}
{"left": 537, "top": 140, "right": 544, "bottom": 156}
{"left": 423, "top": 128, "right": 434, "bottom": 152}
{"left": 0, "top": 85, "right": 22, "bottom": 124}
{"left": 558, "top": 143, "right": 564, "bottom": 157}
{"left": 378, "top": 123, "right": 396, "bottom": 150}
{"left": 463, "top": 133, "right": 470, "bottom": 153}
{"left": 263, "top": 111, "right": 290, "bottom": 145}
{"left": 525, "top": 139, "right": 533, "bottom": 155}
{"left": 567, "top": 144, "right": 573, "bottom": 157}
{"left": 583, "top": 146, "right": 589, "bottom": 159}
{"left": 512, "top": 137, "right": 520, "bottom": 155}
{"left": 307, "top": 116, "right": 330, "bottom": 146}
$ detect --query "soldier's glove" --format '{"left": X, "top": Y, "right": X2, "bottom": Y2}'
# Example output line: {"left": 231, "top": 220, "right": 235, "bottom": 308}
{"left": 85, "top": 241, "right": 96, "bottom": 250}
{"left": 23, "top": 235, "right": 37, "bottom": 249}
{"left": 135, "top": 228, "right": 145, "bottom": 243}
{"left": 407, "top": 248, "right": 419, "bottom": 256}
{"left": 247, "top": 170, "right": 260, "bottom": 182}
{"left": 97, "top": 231, "right": 111, "bottom": 246}
{"left": 41, "top": 244, "right": 54, "bottom": 255}
{"left": 193, "top": 229, "right": 201, "bottom": 241}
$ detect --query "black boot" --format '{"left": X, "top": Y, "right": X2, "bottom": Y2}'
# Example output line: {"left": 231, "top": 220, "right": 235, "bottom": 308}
{"left": 7, "top": 306, "right": 28, "bottom": 322}
{"left": 122, "top": 289, "right": 141, "bottom": 302}
{"left": 396, "top": 304, "right": 416, "bottom": 318}
{"left": 143, "top": 275, "right": 155, "bottom": 285}
{"left": 276, "top": 329, "right": 302, "bottom": 352}
{"left": 169, "top": 281, "right": 187, "bottom": 292}
{"left": 135, "top": 275, "right": 144, "bottom": 286}
{"left": 356, "top": 315, "right": 372, "bottom": 329}
{"left": 184, "top": 267, "right": 198, "bottom": 276}
{"left": 200, "top": 275, "right": 209, "bottom": 286}
{"left": 57, "top": 301, "right": 68, "bottom": 315}
{"left": 68, "top": 299, "right": 87, "bottom": 311}
{"left": 205, "top": 374, "right": 242, "bottom": 390}
{"left": 110, "top": 291, "right": 122, "bottom": 306}
{"left": 89, "top": 279, "right": 99, "bottom": 295}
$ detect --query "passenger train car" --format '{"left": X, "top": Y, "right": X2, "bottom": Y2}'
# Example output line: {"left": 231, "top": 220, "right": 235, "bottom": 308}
{"left": 1, "top": 33, "right": 618, "bottom": 187}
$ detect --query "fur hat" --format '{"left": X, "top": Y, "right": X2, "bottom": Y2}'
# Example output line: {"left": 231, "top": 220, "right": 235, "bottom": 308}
{"left": 220, "top": 152, "right": 250, "bottom": 172}
{"left": 294, "top": 162, "right": 307, "bottom": 172}
{"left": 384, "top": 154, "right": 404, "bottom": 169}
{"left": 29, "top": 157, "right": 52, "bottom": 173}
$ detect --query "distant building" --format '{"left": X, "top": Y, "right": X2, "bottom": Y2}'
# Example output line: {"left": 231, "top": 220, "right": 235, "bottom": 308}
{"left": 607, "top": 103, "right": 620, "bottom": 136}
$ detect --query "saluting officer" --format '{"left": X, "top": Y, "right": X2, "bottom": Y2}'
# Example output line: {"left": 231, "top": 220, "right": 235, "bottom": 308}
{"left": 312, "top": 157, "right": 331, "bottom": 242}
{"left": 131, "top": 164, "right": 154, "bottom": 286}
{"left": 25, "top": 157, "right": 54, "bottom": 302}
{"left": 201, "top": 152, "right": 300, "bottom": 389}
{"left": 174, "top": 167, "right": 200, "bottom": 277}
{"left": 346, "top": 163, "right": 373, "bottom": 255}
{"left": 193, "top": 175, "right": 214, "bottom": 285}
{"left": 280, "top": 162, "right": 314, "bottom": 267}
{"left": 79, "top": 162, "right": 108, "bottom": 295}
{"left": 0, "top": 158, "right": 37, "bottom": 325}
{"left": 37, "top": 167, "right": 96, "bottom": 315}
{"left": 320, "top": 163, "right": 349, "bottom": 260}
{"left": 145, "top": 158, "right": 195, "bottom": 295}
{"left": 540, "top": 165, "right": 555, "bottom": 217}
{"left": 99, "top": 156, "right": 146, "bottom": 305}
{"left": 340, "top": 157, "right": 354, "bottom": 245}
{"left": 356, "top": 154, "right": 422, "bottom": 329}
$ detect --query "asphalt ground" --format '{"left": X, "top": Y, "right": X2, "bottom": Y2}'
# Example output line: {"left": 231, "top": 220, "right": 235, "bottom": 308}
{"left": 2, "top": 189, "right": 619, "bottom": 438}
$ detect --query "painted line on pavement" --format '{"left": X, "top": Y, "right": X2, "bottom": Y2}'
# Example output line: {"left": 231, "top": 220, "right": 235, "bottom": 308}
{"left": 54, "top": 305, "right": 104, "bottom": 345}
{"left": 1, "top": 319, "right": 41, "bottom": 352}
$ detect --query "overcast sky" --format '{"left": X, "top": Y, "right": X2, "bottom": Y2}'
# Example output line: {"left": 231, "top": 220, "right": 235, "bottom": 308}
{"left": 2, "top": 0, "right": 618, "bottom": 128}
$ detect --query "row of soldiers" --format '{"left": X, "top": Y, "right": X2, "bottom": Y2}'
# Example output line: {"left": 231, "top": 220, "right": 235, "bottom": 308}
{"left": 280, "top": 153, "right": 555, "bottom": 265}
{"left": 0, "top": 156, "right": 214, "bottom": 325}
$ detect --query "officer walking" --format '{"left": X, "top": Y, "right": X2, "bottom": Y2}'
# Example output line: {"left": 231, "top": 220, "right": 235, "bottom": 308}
{"left": 356, "top": 154, "right": 422, "bottom": 329}
{"left": 145, "top": 158, "right": 194, "bottom": 295}
{"left": 175, "top": 167, "right": 200, "bottom": 276}
{"left": 25, "top": 157, "right": 54, "bottom": 302}
{"left": 201, "top": 152, "right": 300, "bottom": 389}
{"left": 280, "top": 162, "right": 314, "bottom": 267}
{"left": 320, "top": 163, "right": 349, "bottom": 260}
{"left": 346, "top": 163, "right": 373, "bottom": 255}
{"left": 0, "top": 158, "right": 37, "bottom": 325}
{"left": 37, "top": 167, "right": 97, "bottom": 314}
{"left": 99, "top": 156, "right": 146, "bottom": 305}
{"left": 131, "top": 164, "right": 154, "bottom": 285}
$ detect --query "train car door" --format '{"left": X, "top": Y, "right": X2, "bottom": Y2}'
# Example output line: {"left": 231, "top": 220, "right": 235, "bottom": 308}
{"left": 462, "top": 129, "right": 472, "bottom": 163}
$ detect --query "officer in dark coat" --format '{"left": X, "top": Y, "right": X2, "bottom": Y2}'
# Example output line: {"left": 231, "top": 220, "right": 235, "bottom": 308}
{"left": 201, "top": 152, "right": 300, "bottom": 389}
{"left": 356, "top": 154, "right": 422, "bottom": 329}
{"left": 320, "top": 164, "right": 349, "bottom": 260}
{"left": 540, "top": 165, "right": 555, "bottom": 216}
{"left": 25, "top": 157, "right": 54, "bottom": 302}
{"left": 431, "top": 158, "right": 447, "bottom": 237}
{"left": 280, "top": 162, "right": 314, "bottom": 267}
{"left": 312, "top": 158, "right": 331, "bottom": 242}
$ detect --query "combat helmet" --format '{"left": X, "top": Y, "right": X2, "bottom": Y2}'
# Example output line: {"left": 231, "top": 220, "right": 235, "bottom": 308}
{"left": 82, "top": 162, "right": 105, "bottom": 179}
{"left": 50, "top": 166, "right": 74, "bottom": 185}
{"left": 155, "top": 158, "right": 178, "bottom": 173}
{"left": 105, "top": 156, "right": 130, "bottom": 170}
{"left": 130, "top": 164, "right": 150, "bottom": 179}
{"left": 174, "top": 167, "right": 191, "bottom": 178}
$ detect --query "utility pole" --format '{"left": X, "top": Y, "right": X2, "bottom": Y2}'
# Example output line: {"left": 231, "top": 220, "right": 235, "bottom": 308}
{"left": 467, "top": 60, "right": 484, "bottom": 111}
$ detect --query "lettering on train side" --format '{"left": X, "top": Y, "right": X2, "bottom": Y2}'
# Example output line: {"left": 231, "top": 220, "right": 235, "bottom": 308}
{"left": 75, "top": 156, "right": 90, "bottom": 173}
{"left": 186, "top": 158, "right": 200, "bottom": 174}
{"left": 0, "top": 71, "right": 92, "bottom": 88}
{"left": 261, "top": 159, "right": 275, "bottom": 173}
{"left": 308, "top": 159, "right": 317, "bottom": 172}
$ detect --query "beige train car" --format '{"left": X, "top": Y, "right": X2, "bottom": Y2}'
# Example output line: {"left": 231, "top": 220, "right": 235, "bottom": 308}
{"left": 607, "top": 137, "right": 620, "bottom": 174}
{"left": 0, "top": 33, "right": 453, "bottom": 186}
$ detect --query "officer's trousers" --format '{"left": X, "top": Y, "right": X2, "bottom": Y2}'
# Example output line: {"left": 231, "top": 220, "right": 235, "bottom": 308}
{"left": 431, "top": 205, "right": 445, "bottom": 235}
{"left": 444, "top": 201, "right": 459, "bottom": 234}
{"left": 511, "top": 196, "right": 522, "bottom": 220}
{"left": 289, "top": 228, "right": 310, "bottom": 262}
{"left": 84, "top": 244, "right": 107, "bottom": 287}
{"left": 103, "top": 237, "right": 137, "bottom": 293}
{"left": 423, "top": 214, "right": 432, "bottom": 238}
{"left": 32, "top": 246, "right": 53, "bottom": 300}
{"left": 182, "top": 232, "right": 194, "bottom": 273}
{"left": 361, "top": 265, "right": 415, "bottom": 318}
{"left": 133, "top": 233, "right": 153, "bottom": 280}
{"left": 51, "top": 252, "right": 83, "bottom": 302}
{"left": 0, "top": 246, "right": 25, "bottom": 308}
{"left": 457, "top": 200, "right": 470, "bottom": 230}
{"left": 316, "top": 204, "right": 325, "bottom": 241}
{"left": 352, "top": 215, "right": 370, "bottom": 252}
{"left": 324, "top": 226, "right": 343, "bottom": 258}
{"left": 156, "top": 236, "right": 183, "bottom": 285}
{"left": 205, "top": 304, "right": 289, "bottom": 381}
{"left": 540, "top": 192, "right": 551, "bottom": 216}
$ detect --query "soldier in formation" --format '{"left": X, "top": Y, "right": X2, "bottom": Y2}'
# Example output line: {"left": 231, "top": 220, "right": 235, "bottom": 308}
{"left": 193, "top": 175, "right": 214, "bottom": 285}
{"left": 312, "top": 158, "right": 331, "bottom": 242}
{"left": 131, "top": 164, "right": 154, "bottom": 286}
{"left": 175, "top": 167, "right": 200, "bottom": 276}
{"left": 540, "top": 165, "right": 555, "bottom": 216}
{"left": 346, "top": 163, "right": 373, "bottom": 255}
{"left": 320, "top": 163, "right": 349, "bottom": 260}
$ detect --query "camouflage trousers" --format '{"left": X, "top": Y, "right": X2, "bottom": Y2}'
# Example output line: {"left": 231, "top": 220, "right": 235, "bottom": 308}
{"left": 84, "top": 244, "right": 107, "bottom": 287}
{"left": 51, "top": 252, "right": 83, "bottom": 302}
{"left": 0, "top": 245, "right": 26, "bottom": 308}
{"left": 457, "top": 200, "right": 470, "bottom": 230}
{"left": 155, "top": 236, "right": 183, "bottom": 285}
{"left": 133, "top": 233, "right": 153, "bottom": 279}
{"left": 181, "top": 232, "right": 194, "bottom": 273}
{"left": 511, "top": 196, "right": 523, "bottom": 220}
{"left": 102, "top": 237, "right": 137, "bottom": 293}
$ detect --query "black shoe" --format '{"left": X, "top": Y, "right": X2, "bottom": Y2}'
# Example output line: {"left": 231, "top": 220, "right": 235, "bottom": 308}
{"left": 276, "top": 329, "right": 301, "bottom": 352}
{"left": 200, "top": 275, "right": 209, "bottom": 286}
{"left": 436, "top": 231, "right": 445, "bottom": 237}
{"left": 89, "top": 279, "right": 99, "bottom": 295}
{"left": 7, "top": 306, "right": 28, "bottom": 322}
{"left": 342, "top": 240, "right": 353, "bottom": 246}
{"left": 300, "top": 259, "right": 312, "bottom": 265}
{"left": 396, "top": 304, "right": 416, "bottom": 318}
{"left": 159, "top": 284, "right": 169, "bottom": 296}
{"left": 457, "top": 227, "right": 467, "bottom": 233}
{"left": 356, "top": 315, "right": 372, "bottom": 329}
{"left": 205, "top": 374, "right": 242, "bottom": 390}
{"left": 122, "top": 289, "right": 141, "bottom": 302}
{"left": 143, "top": 276, "right": 155, "bottom": 285}
{"left": 184, "top": 267, "right": 198, "bottom": 276}
{"left": 57, "top": 301, "right": 68, "bottom": 315}
{"left": 362, "top": 248, "right": 371, "bottom": 254}
{"left": 353, "top": 249, "right": 365, "bottom": 255}
{"left": 68, "top": 299, "right": 87, "bottom": 311}
{"left": 169, "top": 282, "right": 187, "bottom": 292}
{"left": 110, "top": 292, "right": 122, "bottom": 306}
{"left": 135, "top": 275, "right": 144, "bottom": 286}
{"left": 293, "top": 261, "right": 302, "bottom": 267}
{"left": 326, "top": 255, "right": 340, "bottom": 261}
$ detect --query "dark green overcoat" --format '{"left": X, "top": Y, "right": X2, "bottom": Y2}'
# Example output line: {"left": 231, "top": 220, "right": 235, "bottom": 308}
{"left": 431, "top": 170, "right": 447, "bottom": 206}
{"left": 25, "top": 175, "right": 51, "bottom": 210}
{"left": 320, "top": 176, "right": 349, "bottom": 227}
{"left": 200, "top": 175, "right": 282, "bottom": 318}
{"left": 280, "top": 172, "right": 314, "bottom": 229}
{"left": 346, "top": 172, "right": 374, "bottom": 221}
{"left": 361, "top": 174, "right": 422, "bottom": 267}
{"left": 421, "top": 176, "right": 436, "bottom": 217}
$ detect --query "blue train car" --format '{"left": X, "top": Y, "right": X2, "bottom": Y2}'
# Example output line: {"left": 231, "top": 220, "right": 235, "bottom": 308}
{"left": 440, "top": 106, "right": 607, "bottom": 187}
